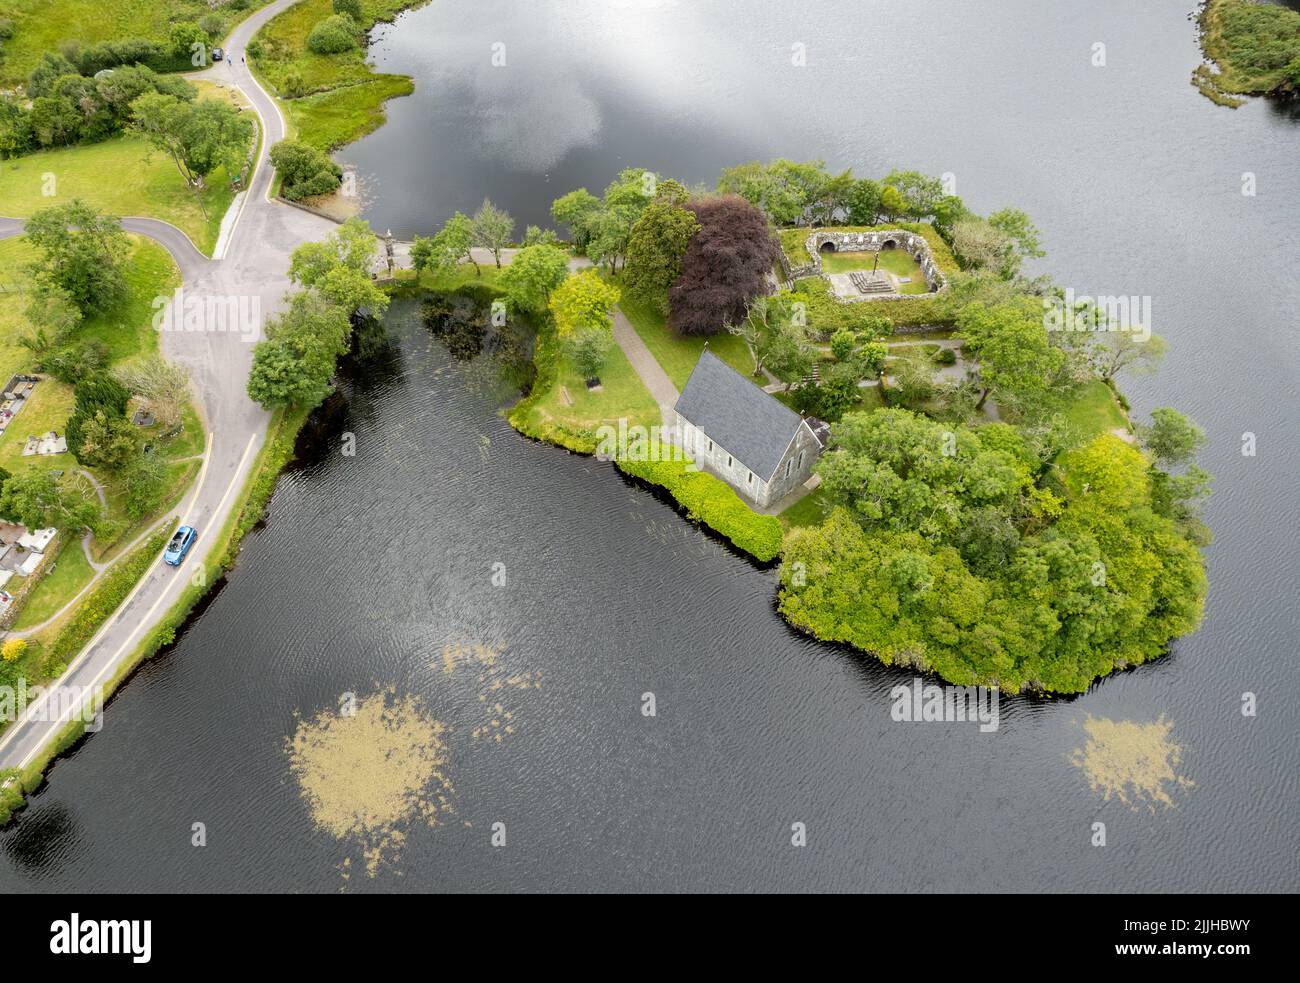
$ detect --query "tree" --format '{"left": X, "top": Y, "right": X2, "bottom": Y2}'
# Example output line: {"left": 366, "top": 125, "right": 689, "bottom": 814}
{"left": 816, "top": 408, "right": 1030, "bottom": 543}
{"left": 169, "top": 22, "right": 210, "bottom": 65}
{"left": 858, "top": 341, "right": 888, "bottom": 378}
{"left": 333, "top": 0, "right": 363, "bottom": 19}
{"left": 247, "top": 290, "right": 352, "bottom": 409}
{"left": 957, "top": 300, "right": 1067, "bottom": 413}
{"left": 550, "top": 188, "right": 600, "bottom": 251}
{"left": 122, "top": 450, "right": 168, "bottom": 519}
{"left": 548, "top": 270, "right": 620, "bottom": 339}
{"left": 566, "top": 328, "right": 613, "bottom": 382}
{"left": 471, "top": 199, "right": 514, "bottom": 268}
{"left": 878, "top": 185, "right": 907, "bottom": 222}
{"left": 115, "top": 354, "right": 192, "bottom": 433}
{"left": 0, "top": 469, "right": 98, "bottom": 530}
{"left": 882, "top": 169, "right": 946, "bottom": 219}
{"left": 131, "top": 92, "right": 253, "bottom": 217}
{"left": 760, "top": 318, "right": 815, "bottom": 392}
{"left": 1138, "top": 408, "right": 1206, "bottom": 467}
{"left": 521, "top": 225, "right": 560, "bottom": 247}
{"left": 74, "top": 372, "right": 131, "bottom": 417}
{"left": 792, "top": 362, "right": 860, "bottom": 421}
{"left": 621, "top": 193, "right": 700, "bottom": 309}
{"left": 950, "top": 216, "right": 1008, "bottom": 273}
{"left": 845, "top": 178, "right": 883, "bottom": 225}
{"left": 289, "top": 219, "right": 387, "bottom": 318}
{"left": 668, "top": 195, "right": 779, "bottom": 336}
{"left": 412, "top": 211, "right": 476, "bottom": 278}
{"left": 1088, "top": 329, "right": 1167, "bottom": 383}
{"left": 28, "top": 94, "right": 82, "bottom": 147}
{"left": 27, "top": 52, "right": 78, "bottom": 99}
{"left": 0, "top": 94, "right": 36, "bottom": 158}
{"left": 887, "top": 347, "right": 940, "bottom": 409}
{"left": 269, "top": 139, "right": 342, "bottom": 200}
{"left": 987, "top": 208, "right": 1045, "bottom": 278}
{"left": 21, "top": 282, "right": 82, "bottom": 354}
{"left": 307, "top": 14, "right": 358, "bottom": 55}
{"left": 716, "top": 159, "right": 835, "bottom": 226}
{"left": 500, "top": 244, "right": 569, "bottom": 315}
{"left": 23, "top": 201, "right": 129, "bottom": 314}
{"left": 830, "top": 329, "right": 856, "bottom": 362}
{"left": 72, "top": 409, "right": 137, "bottom": 471}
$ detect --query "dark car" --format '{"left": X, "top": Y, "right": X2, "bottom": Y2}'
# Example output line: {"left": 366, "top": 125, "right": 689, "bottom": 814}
{"left": 212, "top": 48, "right": 225, "bottom": 62}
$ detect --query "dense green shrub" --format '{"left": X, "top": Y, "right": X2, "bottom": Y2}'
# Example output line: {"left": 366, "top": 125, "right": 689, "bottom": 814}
{"left": 307, "top": 14, "right": 359, "bottom": 55}
{"left": 269, "top": 139, "right": 343, "bottom": 199}
{"left": 42, "top": 528, "right": 171, "bottom": 673}
{"left": 615, "top": 451, "right": 784, "bottom": 562}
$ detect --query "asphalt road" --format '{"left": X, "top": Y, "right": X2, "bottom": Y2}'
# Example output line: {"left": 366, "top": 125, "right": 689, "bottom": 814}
{"left": 0, "top": 0, "right": 335, "bottom": 775}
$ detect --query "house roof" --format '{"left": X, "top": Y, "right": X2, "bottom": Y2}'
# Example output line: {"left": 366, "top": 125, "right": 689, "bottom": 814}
{"left": 674, "top": 350, "right": 806, "bottom": 480}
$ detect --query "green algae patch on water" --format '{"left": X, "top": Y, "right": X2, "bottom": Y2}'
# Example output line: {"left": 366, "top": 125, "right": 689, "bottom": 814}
{"left": 1070, "top": 714, "right": 1193, "bottom": 812}
{"left": 286, "top": 689, "right": 455, "bottom": 877}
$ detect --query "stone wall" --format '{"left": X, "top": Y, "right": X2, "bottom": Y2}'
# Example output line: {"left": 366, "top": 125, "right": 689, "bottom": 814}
{"left": 790, "top": 229, "right": 947, "bottom": 294}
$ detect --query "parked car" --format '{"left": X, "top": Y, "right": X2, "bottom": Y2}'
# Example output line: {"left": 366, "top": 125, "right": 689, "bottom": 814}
{"left": 212, "top": 48, "right": 224, "bottom": 62}
{"left": 163, "top": 526, "right": 197, "bottom": 567}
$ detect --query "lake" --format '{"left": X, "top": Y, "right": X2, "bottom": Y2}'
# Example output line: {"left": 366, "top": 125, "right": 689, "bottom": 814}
{"left": 2, "top": 0, "right": 1296, "bottom": 892}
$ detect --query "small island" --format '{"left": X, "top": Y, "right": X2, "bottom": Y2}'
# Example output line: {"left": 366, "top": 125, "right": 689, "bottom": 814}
{"left": 395, "top": 160, "right": 1211, "bottom": 696}
{"left": 1194, "top": 0, "right": 1300, "bottom": 107}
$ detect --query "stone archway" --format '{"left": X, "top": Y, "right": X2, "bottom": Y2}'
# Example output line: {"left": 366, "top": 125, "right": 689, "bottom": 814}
{"left": 819, "top": 240, "right": 837, "bottom": 253}
{"left": 881, "top": 238, "right": 898, "bottom": 250}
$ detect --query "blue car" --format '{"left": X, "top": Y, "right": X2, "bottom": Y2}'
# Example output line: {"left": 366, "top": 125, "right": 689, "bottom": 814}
{"left": 164, "top": 526, "right": 197, "bottom": 566}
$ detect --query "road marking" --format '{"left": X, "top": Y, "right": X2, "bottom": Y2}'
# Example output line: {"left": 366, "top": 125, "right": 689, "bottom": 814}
{"left": 0, "top": 431, "right": 262, "bottom": 770}
{"left": 0, "top": 433, "right": 212, "bottom": 764}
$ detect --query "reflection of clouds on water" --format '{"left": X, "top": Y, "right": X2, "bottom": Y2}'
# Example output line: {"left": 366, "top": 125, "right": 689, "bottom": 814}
{"left": 391, "top": 0, "right": 761, "bottom": 172}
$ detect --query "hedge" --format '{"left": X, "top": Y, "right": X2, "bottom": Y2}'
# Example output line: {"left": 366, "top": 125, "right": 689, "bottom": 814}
{"left": 615, "top": 450, "right": 784, "bottom": 563}
{"left": 40, "top": 526, "right": 173, "bottom": 674}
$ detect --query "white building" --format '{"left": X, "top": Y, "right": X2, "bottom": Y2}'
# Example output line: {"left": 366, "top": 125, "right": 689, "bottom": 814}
{"left": 674, "top": 351, "right": 826, "bottom": 509}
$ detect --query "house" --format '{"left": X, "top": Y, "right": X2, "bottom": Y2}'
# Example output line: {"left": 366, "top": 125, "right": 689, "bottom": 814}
{"left": 673, "top": 350, "right": 825, "bottom": 508}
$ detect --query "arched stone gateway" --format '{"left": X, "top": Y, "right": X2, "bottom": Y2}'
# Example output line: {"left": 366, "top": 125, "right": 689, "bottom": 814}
{"left": 790, "top": 228, "right": 948, "bottom": 296}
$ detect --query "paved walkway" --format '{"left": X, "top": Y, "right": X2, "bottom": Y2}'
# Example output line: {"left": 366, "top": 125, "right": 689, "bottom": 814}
{"left": 610, "top": 308, "right": 679, "bottom": 428}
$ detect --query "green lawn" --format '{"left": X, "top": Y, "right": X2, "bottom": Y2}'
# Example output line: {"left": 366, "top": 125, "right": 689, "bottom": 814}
{"left": 618, "top": 293, "right": 756, "bottom": 390}
{"left": 820, "top": 247, "right": 931, "bottom": 294}
{"left": 780, "top": 486, "right": 830, "bottom": 530}
{"left": 1061, "top": 379, "right": 1130, "bottom": 445}
{"left": 0, "top": 137, "right": 236, "bottom": 254}
{"left": 0, "top": 381, "right": 76, "bottom": 475}
{"left": 10, "top": 534, "right": 95, "bottom": 631}
{"left": 0, "top": 238, "right": 39, "bottom": 384}
{"left": 513, "top": 333, "right": 660, "bottom": 453}
{"left": 0, "top": 0, "right": 266, "bottom": 85}
{"left": 252, "top": 0, "right": 419, "bottom": 150}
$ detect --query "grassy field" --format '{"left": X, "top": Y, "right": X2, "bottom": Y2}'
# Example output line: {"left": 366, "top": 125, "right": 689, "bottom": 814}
{"left": 1060, "top": 379, "right": 1130, "bottom": 444}
{"left": 780, "top": 485, "right": 829, "bottom": 530}
{"left": 512, "top": 329, "right": 660, "bottom": 453}
{"left": 11, "top": 533, "right": 94, "bottom": 631}
{"left": 820, "top": 247, "right": 931, "bottom": 294}
{"left": 0, "top": 0, "right": 267, "bottom": 85}
{"left": 618, "top": 293, "right": 756, "bottom": 389}
{"left": 252, "top": 0, "right": 420, "bottom": 150}
{"left": 0, "top": 135, "right": 237, "bottom": 254}
{"left": 0, "top": 233, "right": 201, "bottom": 573}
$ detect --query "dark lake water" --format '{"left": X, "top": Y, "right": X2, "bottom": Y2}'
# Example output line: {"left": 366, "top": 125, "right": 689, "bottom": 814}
{"left": 2, "top": 0, "right": 1297, "bottom": 892}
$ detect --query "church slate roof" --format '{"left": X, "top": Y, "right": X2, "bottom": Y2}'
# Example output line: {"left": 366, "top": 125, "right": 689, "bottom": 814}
{"left": 674, "top": 350, "right": 807, "bottom": 480}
